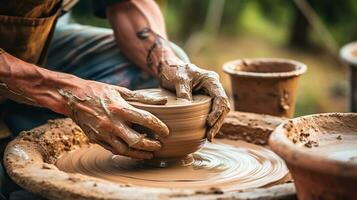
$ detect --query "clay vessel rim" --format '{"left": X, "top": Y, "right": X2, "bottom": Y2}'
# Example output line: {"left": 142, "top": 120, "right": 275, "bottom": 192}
{"left": 128, "top": 89, "right": 212, "bottom": 108}
{"left": 222, "top": 58, "right": 307, "bottom": 78}
{"left": 340, "top": 41, "right": 357, "bottom": 66}
{"left": 269, "top": 112, "right": 357, "bottom": 177}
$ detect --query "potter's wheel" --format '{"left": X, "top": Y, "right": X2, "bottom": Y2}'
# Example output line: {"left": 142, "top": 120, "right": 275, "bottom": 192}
{"left": 4, "top": 118, "right": 295, "bottom": 200}
{"left": 56, "top": 139, "right": 288, "bottom": 191}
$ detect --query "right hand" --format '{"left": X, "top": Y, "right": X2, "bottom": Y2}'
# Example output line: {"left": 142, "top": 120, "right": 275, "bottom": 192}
{"left": 58, "top": 80, "right": 169, "bottom": 159}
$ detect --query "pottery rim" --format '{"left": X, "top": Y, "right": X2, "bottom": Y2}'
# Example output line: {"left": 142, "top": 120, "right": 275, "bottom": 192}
{"left": 223, "top": 58, "right": 307, "bottom": 78}
{"left": 269, "top": 112, "right": 357, "bottom": 177}
{"left": 129, "top": 89, "right": 212, "bottom": 109}
{"left": 340, "top": 41, "right": 357, "bottom": 66}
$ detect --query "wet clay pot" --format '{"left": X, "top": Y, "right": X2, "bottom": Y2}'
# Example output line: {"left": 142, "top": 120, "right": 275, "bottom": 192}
{"left": 269, "top": 113, "right": 357, "bottom": 200}
{"left": 223, "top": 58, "right": 307, "bottom": 117}
{"left": 129, "top": 89, "right": 211, "bottom": 166}
{"left": 340, "top": 41, "right": 357, "bottom": 112}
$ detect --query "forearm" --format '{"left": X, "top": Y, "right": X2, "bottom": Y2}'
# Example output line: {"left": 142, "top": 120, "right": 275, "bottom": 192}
{"left": 0, "top": 49, "right": 79, "bottom": 116}
{"left": 106, "top": 0, "right": 180, "bottom": 76}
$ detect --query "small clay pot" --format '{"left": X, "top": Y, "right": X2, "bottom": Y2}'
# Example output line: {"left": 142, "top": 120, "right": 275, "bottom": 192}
{"left": 129, "top": 89, "right": 211, "bottom": 166}
{"left": 223, "top": 58, "right": 306, "bottom": 117}
{"left": 269, "top": 113, "right": 357, "bottom": 200}
{"left": 340, "top": 41, "right": 357, "bottom": 112}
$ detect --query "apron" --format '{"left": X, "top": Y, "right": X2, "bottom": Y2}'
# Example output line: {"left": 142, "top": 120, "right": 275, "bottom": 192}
{"left": 0, "top": 0, "right": 78, "bottom": 65}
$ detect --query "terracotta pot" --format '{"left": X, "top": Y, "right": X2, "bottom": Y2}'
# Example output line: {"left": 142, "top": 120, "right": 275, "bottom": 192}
{"left": 223, "top": 58, "right": 306, "bottom": 117}
{"left": 269, "top": 113, "right": 357, "bottom": 200}
{"left": 129, "top": 89, "right": 211, "bottom": 166}
{"left": 340, "top": 41, "right": 357, "bottom": 112}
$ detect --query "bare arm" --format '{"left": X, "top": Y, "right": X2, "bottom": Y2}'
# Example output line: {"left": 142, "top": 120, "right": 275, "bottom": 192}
{"left": 0, "top": 49, "right": 75, "bottom": 115}
{"left": 0, "top": 49, "right": 169, "bottom": 159}
{"left": 106, "top": 0, "right": 177, "bottom": 76}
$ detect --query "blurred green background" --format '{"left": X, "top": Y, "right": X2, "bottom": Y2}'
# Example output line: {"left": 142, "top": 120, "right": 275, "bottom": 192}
{"left": 71, "top": 0, "right": 357, "bottom": 117}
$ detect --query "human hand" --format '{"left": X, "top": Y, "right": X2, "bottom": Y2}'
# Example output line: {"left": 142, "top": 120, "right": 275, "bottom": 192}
{"left": 158, "top": 60, "right": 231, "bottom": 141}
{"left": 58, "top": 80, "right": 169, "bottom": 159}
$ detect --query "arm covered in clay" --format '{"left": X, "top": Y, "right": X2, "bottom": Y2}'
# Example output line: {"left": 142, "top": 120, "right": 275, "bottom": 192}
{"left": 106, "top": 0, "right": 231, "bottom": 140}
{"left": 0, "top": 49, "right": 169, "bottom": 159}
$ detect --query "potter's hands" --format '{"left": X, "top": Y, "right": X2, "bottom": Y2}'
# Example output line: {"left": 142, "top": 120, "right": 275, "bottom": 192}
{"left": 59, "top": 81, "right": 169, "bottom": 159}
{"left": 158, "top": 59, "right": 231, "bottom": 141}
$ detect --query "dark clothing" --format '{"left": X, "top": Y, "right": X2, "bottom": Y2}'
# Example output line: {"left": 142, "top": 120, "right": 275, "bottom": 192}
{"left": 0, "top": 0, "right": 124, "bottom": 64}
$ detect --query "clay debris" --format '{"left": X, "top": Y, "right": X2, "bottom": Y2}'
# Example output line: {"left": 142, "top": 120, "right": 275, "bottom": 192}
{"left": 283, "top": 120, "right": 320, "bottom": 148}
{"left": 217, "top": 111, "right": 286, "bottom": 145}
{"left": 16, "top": 118, "right": 89, "bottom": 163}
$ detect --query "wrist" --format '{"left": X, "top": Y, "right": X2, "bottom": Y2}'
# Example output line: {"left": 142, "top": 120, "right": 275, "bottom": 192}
{"left": 148, "top": 36, "right": 184, "bottom": 71}
{"left": 41, "top": 70, "right": 85, "bottom": 116}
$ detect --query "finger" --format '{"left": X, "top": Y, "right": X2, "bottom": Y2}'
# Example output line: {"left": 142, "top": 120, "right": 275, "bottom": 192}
{"left": 206, "top": 112, "right": 227, "bottom": 142}
{"left": 207, "top": 96, "right": 229, "bottom": 126}
{"left": 207, "top": 116, "right": 223, "bottom": 141}
{"left": 130, "top": 136, "right": 161, "bottom": 151}
{"left": 108, "top": 137, "right": 153, "bottom": 159}
{"left": 110, "top": 120, "right": 162, "bottom": 151}
{"left": 117, "top": 87, "right": 168, "bottom": 105}
{"left": 175, "top": 82, "right": 192, "bottom": 100}
{"left": 194, "top": 72, "right": 230, "bottom": 126}
{"left": 110, "top": 106, "right": 169, "bottom": 138}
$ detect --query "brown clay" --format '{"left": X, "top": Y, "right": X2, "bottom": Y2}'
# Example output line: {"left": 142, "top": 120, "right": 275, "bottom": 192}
{"left": 217, "top": 111, "right": 286, "bottom": 145}
{"left": 269, "top": 113, "right": 357, "bottom": 200}
{"left": 129, "top": 89, "right": 211, "bottom": 164}
{"left": 223, "top": 58, "right": 306, "bottom": 117}
{"left": 5, "top": 118, "right": 295, "bottom": 200}
{"left": 340, "top": 42, "right": 357, "bottom": 112}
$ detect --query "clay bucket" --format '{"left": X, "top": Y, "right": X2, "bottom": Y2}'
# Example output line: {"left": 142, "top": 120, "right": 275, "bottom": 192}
{"left": 223, "top": 58, "right": 307, "bottom": 117}
{"left": 129, "top": 89, "right": 211, "bottom": 166}
{"left": 269, "top": 113, "right": 357, "bottom": 200}
{"left": 340, "top": 41, "right": 357, "bottom": 112}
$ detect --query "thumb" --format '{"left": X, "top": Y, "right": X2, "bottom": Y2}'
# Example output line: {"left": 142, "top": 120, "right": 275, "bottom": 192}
{"left": 175, "top": 82, "right": 192, "bottom": 100}
{"left": 117, "top": 87, "right": 168, "bottom": 105}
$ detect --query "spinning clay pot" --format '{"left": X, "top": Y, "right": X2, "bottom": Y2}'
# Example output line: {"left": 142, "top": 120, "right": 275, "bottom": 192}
{"left": 223, "top": 58, "right": 306, "bottom": 117}
{"left": 270, "top": 113, "right": 357, "bottom": 200}
{"left": 129, "top": 89, "right": 211, "bottom": 166}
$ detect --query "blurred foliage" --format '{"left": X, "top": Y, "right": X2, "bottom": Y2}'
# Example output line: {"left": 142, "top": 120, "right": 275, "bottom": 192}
{"left": 72, "top": 0, "right": 357, "bottom": 48}
{"left": 165, "top": 0, "right": 357, "bottom": 47}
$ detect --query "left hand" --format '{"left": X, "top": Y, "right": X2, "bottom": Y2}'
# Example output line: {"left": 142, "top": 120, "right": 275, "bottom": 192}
{"left": 158, "top": 56, "right": 231, "bottom": 141}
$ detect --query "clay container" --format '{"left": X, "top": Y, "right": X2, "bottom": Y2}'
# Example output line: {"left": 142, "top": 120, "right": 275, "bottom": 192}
{"left": 340, "top": 41, "right": 357, "bottom": 112}
{"left": 269, "top": 113, "right": 357, "bottom": 200}
{"left": 223, "top": 58, "right": 306, "bottom": 117}
{"left": 129, "top": 89, "right": 211, "bottom": 166}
